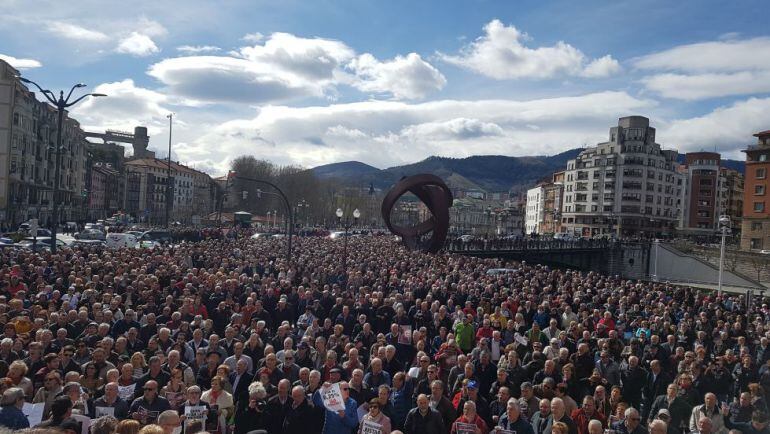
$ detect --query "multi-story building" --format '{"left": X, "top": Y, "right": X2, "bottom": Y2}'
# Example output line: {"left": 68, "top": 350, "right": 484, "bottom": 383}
{"left": 88, "top": 163, "right": 122, "bottom": 220}
{"left": 0, "top": 59, "right": 89, "bottom": 228}
{"left": 124, "top": 158, "right": 215, "bottom": 224}
{"left": 741, "top": 130, "right": 770, "bottom": 250}
{"left": 525, "top": 172, "right": 564, "bottom": 235}
{"left": 679, "top": 152, "right": 721, "bottom": 233}
{"left": 721, "top": 167, "right": 744, "bottom": 232}
{"left": 561, "top": 116, "right": 683, "bottom": 238}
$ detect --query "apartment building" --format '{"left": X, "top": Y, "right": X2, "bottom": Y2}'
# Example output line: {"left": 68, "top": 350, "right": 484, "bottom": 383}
{"left": 741, "top": 130, "right": 770, "bottom": 250}
{"left": 0, "top": 59, "right": 89, "bottom": 228}
{"left": 561, "top": 116, "right": 683, "bottom": 238}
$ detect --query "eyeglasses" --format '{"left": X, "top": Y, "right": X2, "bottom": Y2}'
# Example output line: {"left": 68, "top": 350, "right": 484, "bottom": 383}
{"left": 285, "top": 357, "right": 293, "bottom": 360}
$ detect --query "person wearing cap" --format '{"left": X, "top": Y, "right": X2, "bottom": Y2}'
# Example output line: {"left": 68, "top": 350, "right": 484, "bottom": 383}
{"left": 457, "top": 380, "right": 493, "bottom": 429}
{"left": 0, "top": 387, "right": 28, "bottom": 429}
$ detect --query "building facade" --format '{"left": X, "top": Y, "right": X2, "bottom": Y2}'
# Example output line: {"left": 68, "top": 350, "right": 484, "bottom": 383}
{"left": 525, "top": 186, "right": 544, "bottom": 234}
{"left": 0, "top": 59, "right": 89, "bottom": 229}
{"left": 561, "top": 116, "right": 683, "bottom": 238}
{"left": 679, "top": 152, "right": 721, "bottom": 233}
{"left": 88, "top": 163, "right": 122, "bottom": 220}
{"left": 741, "top": 130, "right": 770, "bottom": 250}
{"left": 525, "top": 172, "right": 564, "bottom": 235}
{"left": 124, "top": 158, "right": 215, "bottom": 225}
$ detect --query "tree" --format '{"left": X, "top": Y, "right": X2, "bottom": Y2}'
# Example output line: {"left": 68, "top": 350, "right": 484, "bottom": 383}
{"left": 749, "top": 254, "right": 770, "bottom": 282}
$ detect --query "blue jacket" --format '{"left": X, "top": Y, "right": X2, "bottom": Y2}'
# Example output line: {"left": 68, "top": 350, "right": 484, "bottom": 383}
{"left": 0, "top": 405, "right": 30, "bottom": 430}
{"left": 312, "top": 390, "right": 358, "bottom": 434}
{"left": 389, "top": 379, "right": 413, "bottom": 429}
{"left": 498, "top": 414, "right": 535, "bottom": 434}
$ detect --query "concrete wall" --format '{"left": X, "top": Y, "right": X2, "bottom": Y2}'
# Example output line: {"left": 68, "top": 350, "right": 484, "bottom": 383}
{"left": 649, "top": 242, "right": 763, "bottom": 288}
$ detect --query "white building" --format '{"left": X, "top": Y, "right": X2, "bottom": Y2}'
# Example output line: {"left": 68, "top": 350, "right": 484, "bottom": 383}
{"left": 561, "top": 116, "right": 683, "bottom": 238}
{"left": 526, "top": 186, "right": 545, "bottom": 234}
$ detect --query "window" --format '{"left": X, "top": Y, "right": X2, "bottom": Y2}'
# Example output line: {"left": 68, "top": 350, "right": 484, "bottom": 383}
{"left": 755, "top": 202, "right": 765, "bottom": 212}
{"left": 758, "top": 168, "right": 767, "bottom": 179}
{"left": 761, "top": 154, "right": 769, "bottom": 162}
{"left": 756, "top": 185, "right": 766, "bottom": 195}
{"left": 751, "top": 238, "right": 763, "bottom": 249}
{"left": 752, "top": 222, "right": 763, "bottom": 231}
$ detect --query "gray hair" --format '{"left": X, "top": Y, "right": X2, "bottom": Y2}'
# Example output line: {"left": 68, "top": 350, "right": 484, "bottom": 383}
{"left": 91, "top": 415, "right": 119, "bottom": 434}
{"left": 506, "top": 398, "right": 520, "bottom": 410}
{"left": 0, "top": 388, "right": 24, "bottom": 406}
{"left": 248, "top": 382, "right": 266, "bottom": 399}
{"left": 589, "top": 420, "right": 603, "bottom": 432}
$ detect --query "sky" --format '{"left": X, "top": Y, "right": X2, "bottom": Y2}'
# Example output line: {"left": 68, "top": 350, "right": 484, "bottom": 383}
{"left": 2, "top": 0, "right": 770, "bottom": 175}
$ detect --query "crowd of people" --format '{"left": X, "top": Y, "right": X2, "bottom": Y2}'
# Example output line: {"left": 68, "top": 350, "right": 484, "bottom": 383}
{"left": 0, "top": 233, "right": 766, "bottom": 434}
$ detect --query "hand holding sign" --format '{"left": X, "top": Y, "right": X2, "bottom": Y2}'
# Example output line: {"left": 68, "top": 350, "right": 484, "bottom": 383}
{"left": 321, "top": 383, "right": 346, "bottom": 412}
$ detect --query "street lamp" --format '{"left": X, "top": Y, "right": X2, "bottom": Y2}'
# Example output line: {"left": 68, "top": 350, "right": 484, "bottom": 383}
{"left": 336, "top": 208, "right": 360, "bottom": 285}
{"left": 17, "top": 76, "right": 106, "bottom": 254}
{"left": 718, "top": 215, "right": 732, "bottom": 297}
{"left": 165, "top": 113, "right": 174, "bottom": 228}
{"left": 297, "top": 199, "right": 310, "bottom": 227}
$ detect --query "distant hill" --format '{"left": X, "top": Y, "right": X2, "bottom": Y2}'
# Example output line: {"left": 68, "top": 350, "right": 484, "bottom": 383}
{"left": 312, "top": 148, "right": 582, "bottom": 192}
{"left": 312, "top": 149, "right": 746, "bottom": 193}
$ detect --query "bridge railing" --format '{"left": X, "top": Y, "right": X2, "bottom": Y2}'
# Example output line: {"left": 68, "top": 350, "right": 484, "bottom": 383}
{"left": 445, "top": 238, "right": 615, "bottom": 252}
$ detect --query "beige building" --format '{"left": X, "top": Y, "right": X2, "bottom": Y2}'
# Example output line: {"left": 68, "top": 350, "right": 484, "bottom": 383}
{"left": 125, "top": 158, "right": 215, "bottom": 224}
{"left": 561, "top": 116, "right": 684, "bottom": 238}
{"left": 0, "top": 59, "right": 89, "bottom": 228}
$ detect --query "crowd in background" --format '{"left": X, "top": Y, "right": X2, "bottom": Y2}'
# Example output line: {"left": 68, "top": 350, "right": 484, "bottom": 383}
{"left": 0, "top": 234, "right": 767, "bottom": 434}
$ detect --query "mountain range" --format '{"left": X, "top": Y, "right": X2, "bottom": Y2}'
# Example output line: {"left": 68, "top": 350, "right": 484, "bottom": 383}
{"left": 312, "top": 148, "right": 746, "bottom": 193}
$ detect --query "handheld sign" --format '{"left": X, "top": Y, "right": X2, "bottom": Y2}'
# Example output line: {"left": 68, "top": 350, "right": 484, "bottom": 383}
{"left": 456, "top": 422, "right": 477, "bottom": 434}
{"left": 95, "top": 407, "right": 115, "bottom": 418}
{"left": 321, "top": 383, "right": 346, "bottom": 412}
{"left": 22, "top": 403, "right": 44, "bottom": 427}
{"left": 118, "top": 384, "right": 136, "bottom": 401}
{"left": 361, "top": 419, "right": 383, "bottom": 434}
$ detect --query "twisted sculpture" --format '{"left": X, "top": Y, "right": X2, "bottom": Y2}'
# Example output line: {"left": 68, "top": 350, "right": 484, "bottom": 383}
{"left": 381, "top": 174, "right": 453, "bottom": 253}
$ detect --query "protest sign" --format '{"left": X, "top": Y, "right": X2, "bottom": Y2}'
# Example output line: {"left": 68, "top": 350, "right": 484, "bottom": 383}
{"left": 118, "top": 384, "right": 135, "bottom": 401}
{"left": 361, "top": 419, "right": 383, "bottom": 434}
{"left": 407, "top": 366, "right": 420, "bottom": 378}
{"left": 321, "top": 383, "right": 346, "bottom": 412}
{"left": 398, "top": 325, "right": 412, "bottom": 345}
{"left": 95, "top": 407, "right": 115, "bottom": 418}
{"left": 22, "top": 403, "right": 44, "bottom": 427}
{"left": 495, "top": 429, "right": 516, "bottom": 434}
{"left": 455, "top": 422, "right": 477, "bottom": 434}
{"left": 185, "top": 405, "right": 207, "bottom": 421}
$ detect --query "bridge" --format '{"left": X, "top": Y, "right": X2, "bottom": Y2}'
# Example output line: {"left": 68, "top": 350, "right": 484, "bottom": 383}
{"left": 445, "top": 239, "right": 650, "bottom": 279}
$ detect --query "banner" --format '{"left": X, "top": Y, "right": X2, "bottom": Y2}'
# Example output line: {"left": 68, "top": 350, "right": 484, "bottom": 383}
{"left": 361, "top": 419, "right": 383, "bottom": 434}
{"left": 118, "top": 384, "right": 136, "bottom": 401}
{"left": 95, "top": 407, "right": 115, "bottom": 418}
{"left": 320, "top": 383, "right": 346, "bottom": 412}
{"left": 22, "top": 403, "right": 44, "bottom": 427}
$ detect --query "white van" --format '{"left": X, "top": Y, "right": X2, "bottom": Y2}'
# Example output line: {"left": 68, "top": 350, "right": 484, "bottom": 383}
{"left": 105, "top": 233, "right": 139, "bottom": 249}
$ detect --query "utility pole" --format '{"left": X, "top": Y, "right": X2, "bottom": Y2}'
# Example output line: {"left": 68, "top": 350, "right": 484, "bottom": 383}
{"left": 165, "top": 113, "right": 173, "bottom": 228}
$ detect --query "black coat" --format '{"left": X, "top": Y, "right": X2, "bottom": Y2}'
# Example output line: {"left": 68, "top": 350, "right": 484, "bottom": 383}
{"left": 283, "top": 399, "right": 316, "bottom": 434}
{"left": 403, "top": 407, "right": 446, "bottom": 434}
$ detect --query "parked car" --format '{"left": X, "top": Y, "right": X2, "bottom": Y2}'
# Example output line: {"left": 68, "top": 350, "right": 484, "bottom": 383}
{"left": 74, "top": 229, "right": 106, "bottom": 240}
{"left": 15, "top": 237, "right": 68, "bottom": 251}
{"left": 760, "top": 250, "right": 770, "bottom": 255}
{"left": 105, "top": 233, "right": 139, "bottom": 249}
{"left": 140, "top": 230, "right": 173, "bottom": 244}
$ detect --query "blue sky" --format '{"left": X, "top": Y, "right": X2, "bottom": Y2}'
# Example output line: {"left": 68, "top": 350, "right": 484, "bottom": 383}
{"left": 2, "top": 0, "right": 770, "bottom": 174}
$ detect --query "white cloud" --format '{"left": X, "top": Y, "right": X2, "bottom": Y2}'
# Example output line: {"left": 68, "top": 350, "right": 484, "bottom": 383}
{"left": 659, "top": 97, "right": 770, "bottom": 156}
{"left": 634, "top": 37, "right": 770, "bottom": 73}
{"left": 0, "top": 54, "right": 41, "bottom": 69}
{"left": 348, "top": 53, "right": 446, "bottom": 99}
{"left": 635, "top": 37, "right": 770, "bottom": 100}
{"left": 47, "top": 22, "right": 109, "bottom": 42}
{"left": 180, "top": 91, "right": 654, "bottom": 173}
{"left": 242, "top": 32, "right": 264, "bottom": 43}
{"left": 440, "top": 19, "right": 620, "bottom": 79}
{"left": 116, "top": 32, "right": 160, "bottom": 57}
{"left": 71, "top": 79, "right": 170, "bottom": 136}
{"left": 176, "top": 45, "right": 221, "bottom": 54}
{"left": 641, "top": 71, "right": 770, "bottom": 100}
{"left": 148, "top": 31, "right": 444, "bottom": 103}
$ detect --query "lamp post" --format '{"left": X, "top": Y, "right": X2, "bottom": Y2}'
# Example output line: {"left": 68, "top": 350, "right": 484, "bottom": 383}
{"left": 718, "top": 215, "right": 732, "bottom": 297}
{"left": 165, "top": 113, "right": 174, "bottom": 228}
{"left": 17, "top": 76, "right": 106, "bottom": 254}
{"left": 336, "top": 208, "right": 360, "bottom": 283}
{"left": 297, "top": 199, "right": 309, "bottom": 228}
{"left": 232, "top": 174, "right": 294, "bottom": 262}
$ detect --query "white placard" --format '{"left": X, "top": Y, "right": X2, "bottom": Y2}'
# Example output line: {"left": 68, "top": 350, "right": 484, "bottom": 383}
{"left": 320, "top": 383, "right": 346, "bottom": 412}
{"left": 118, "top": 384, "right": 136, "bottom": 401}
{"left": 95, "top": 406, "right": 115, "bottom": 418}
{"left": 22, "top": 402, "right": 44, "bottom": 427}
{"left": 71, "top": 414, "right": 91, "bottom": 434}
{"left": 361, "top": 419, "right": 383, "bottom": 434}
{"left": 407, "top": 367, "right": 420, "bottom": 378}
{"left": 184, "top": 405, "right": 207, "bottom": 421}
